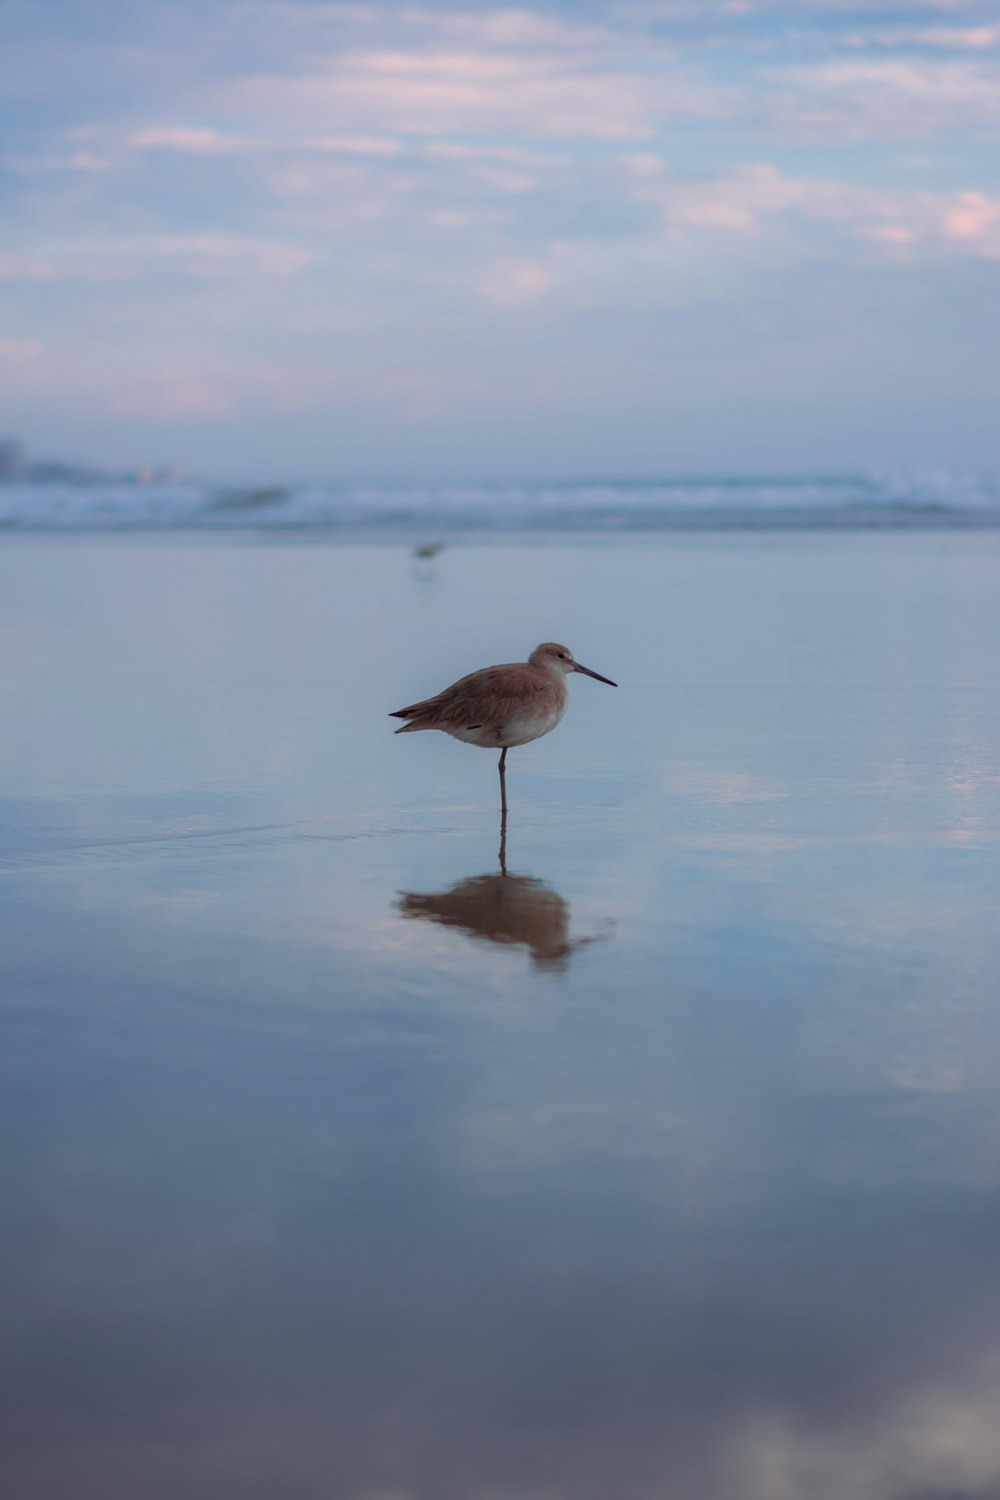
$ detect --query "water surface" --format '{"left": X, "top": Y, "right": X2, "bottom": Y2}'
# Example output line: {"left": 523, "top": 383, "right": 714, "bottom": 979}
{"left": 2, "top": 535, "right": 1000, "bottom": 1499}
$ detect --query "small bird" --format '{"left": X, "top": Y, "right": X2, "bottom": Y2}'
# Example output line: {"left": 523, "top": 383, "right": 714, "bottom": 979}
{"left": 390, "top": 642, "right": 617, "bottom": 811}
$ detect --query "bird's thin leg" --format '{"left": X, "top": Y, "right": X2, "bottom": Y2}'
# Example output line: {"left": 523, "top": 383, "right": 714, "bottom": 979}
{"left": 498, "top": 747, "right": 508, "bottom": 817}
{"left": 498, "top": 804, "right": 507, "bottom": 877}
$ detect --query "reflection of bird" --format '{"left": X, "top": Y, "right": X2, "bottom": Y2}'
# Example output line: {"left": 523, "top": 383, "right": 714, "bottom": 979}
{"left": 390, "top": 642, "right": 616, "bottom": 811}
{"left": 398, "top": 872, "right": 592, "bottom": 971}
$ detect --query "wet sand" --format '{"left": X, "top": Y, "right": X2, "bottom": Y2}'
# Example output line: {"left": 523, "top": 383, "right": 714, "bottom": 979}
{"left": 2, "top": 534, "right": 1000, "bottom": 1499}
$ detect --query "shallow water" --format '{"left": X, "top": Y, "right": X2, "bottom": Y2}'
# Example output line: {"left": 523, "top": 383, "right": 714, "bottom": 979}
{"left": 2, "top": 535, "right": 1000, "bottom": 1499}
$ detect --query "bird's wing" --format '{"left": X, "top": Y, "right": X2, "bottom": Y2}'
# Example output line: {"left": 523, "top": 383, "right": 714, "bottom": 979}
{"left": 437, "top": 665, "right": 547, "bottom": 729}
{"left": 394, "top": 664, "right": 544, "bottom": 728}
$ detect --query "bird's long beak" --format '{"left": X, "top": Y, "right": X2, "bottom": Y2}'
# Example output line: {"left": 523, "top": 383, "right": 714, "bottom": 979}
{"left": 573, "top": 662, "right": 617, "bottom": 687}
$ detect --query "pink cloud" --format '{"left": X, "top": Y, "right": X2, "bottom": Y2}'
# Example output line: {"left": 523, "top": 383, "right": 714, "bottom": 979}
{"left": 126, "top": 127, "right": 407, "bottom": 158}
{"left": 638, "top": 163, "right": 1000, "bottom": 260}
{"left": 653, "top": 164, "right": 851, "bottom": 233}
{"left": 232, "top": 63, "right": 655, "bottom": 139}
{"left": 308, "top": 134, "right": 404, "bottom": 155}
{"left": 943, "top": 190, "right": 1000, "bottom": 243}
{"left": 222, "top": 41, "right": 730, "bottom": 141}
{"left": 479, "top": 259, "right": 552, "bottom": 308}
{"left": 127, "top": 126, "right": 247, "bottom": 154}
{"left": 863, "top": 224, "right": 916, "bottom": 245}
{"left": 0, "top": 337, "right": 41, "bottom": 359}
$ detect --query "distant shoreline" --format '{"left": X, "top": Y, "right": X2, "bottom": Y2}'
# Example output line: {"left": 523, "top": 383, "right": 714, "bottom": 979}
{"left": 2, "top": 474, "right": 998, "bottom": 534}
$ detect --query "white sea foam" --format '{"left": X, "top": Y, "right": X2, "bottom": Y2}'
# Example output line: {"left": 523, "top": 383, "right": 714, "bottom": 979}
{"left": 1, "top": 473, "right": 998, "bottom": 532}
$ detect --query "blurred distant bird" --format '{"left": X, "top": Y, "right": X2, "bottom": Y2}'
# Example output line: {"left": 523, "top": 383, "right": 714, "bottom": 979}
{"left": 412, "top": 541, "right": 444, "bottom": 559}
{"left": 390, "top": 642, "right": 617, "bottom": 811}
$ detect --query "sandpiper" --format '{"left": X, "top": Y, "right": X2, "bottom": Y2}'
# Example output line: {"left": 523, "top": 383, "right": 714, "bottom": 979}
{"left": 390, "top": 642, "right": 617, "bottom": 811}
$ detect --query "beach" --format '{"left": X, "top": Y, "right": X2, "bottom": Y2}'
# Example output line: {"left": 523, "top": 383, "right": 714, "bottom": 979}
{"left": 3, "top": 531, "right": 1000, "bottom": 1499}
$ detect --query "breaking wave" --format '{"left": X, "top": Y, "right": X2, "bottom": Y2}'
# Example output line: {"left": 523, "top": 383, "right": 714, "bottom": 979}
{"left": 2, "top": 473, "right": 999, "bottom": 533}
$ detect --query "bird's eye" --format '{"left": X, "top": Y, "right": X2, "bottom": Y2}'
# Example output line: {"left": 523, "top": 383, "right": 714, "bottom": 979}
{"left": 558, "top": 652, "right": 566, "bottom": 659}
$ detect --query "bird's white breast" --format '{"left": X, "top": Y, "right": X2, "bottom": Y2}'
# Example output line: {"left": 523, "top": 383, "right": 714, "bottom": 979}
{"left": 502, "top": 699, "right": 567, "bottom": 747}
{"left": 447, "top": 693, "right": 567, "bottom": 749}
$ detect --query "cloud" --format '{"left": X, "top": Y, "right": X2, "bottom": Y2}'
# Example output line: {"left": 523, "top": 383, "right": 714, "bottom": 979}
{"left": 125, "top": 126, "right": 406, "bottom": 158}
{"left": 101, "top": 361, "right": 366, "bottom": 418}
{"left": 726, "top": 1364, "right": 1000, "bottom": 1500}
{"left": 218, "top": 31, "right": 733, "bottom": 142}
{"left": 849, "top": 25, "right": 1000, "bottom": 50}
{"left": 739, "top": 0, "right": 994, "bottom": 11}
{"left": 3, "top": 0, "right": 999, "bottom": 474}
{"left": 12, "top": 343, "right": 459, "bottom": 424}
{"left": 228, "top": 56, "right": 654, "bottom": 140}
{"left": 619, "top": 0, "right": 994, "bottom": 22}
{"left": 478, "top": 259, "right": 552, "bottom": 307}
{"left": 638, "top": 163, "right": 1000, "bottom": 260}
{"left": 0, "top": 235, "right": 314, "bottom": 283}
{"left": 126, "top": 126, "right": 248, "bottom": 154}
{"left": 108, "top": 370, "right": 239, "bottom": 417}
{"left": 117, "top": 124, "right": 548, "bottom": 186}
{"left": 307, "top": 134, "right": 404, "bottom": 156}
{"left": 943, "top": 189, "right": 1000, "bottom": 243}
{"left": 763, "top": 57, "right": 1000, "bottom": 137}
{"left": 6, "top": 144, "right": 114, "bottom": 175}
{"left": 405, "top": 7, "right": 621, "bottom": 51}
{"left": 0, "top": 337, "right": 41, "bottom": 360}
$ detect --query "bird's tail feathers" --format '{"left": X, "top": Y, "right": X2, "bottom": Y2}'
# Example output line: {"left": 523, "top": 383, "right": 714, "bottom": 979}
{"left": 393, "top": 718, "right": 432, "bottom": 734}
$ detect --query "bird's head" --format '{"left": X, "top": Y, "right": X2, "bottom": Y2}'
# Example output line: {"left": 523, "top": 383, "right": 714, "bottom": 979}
{"left": 530, "top": 643, "right": 617, "bottom": 686}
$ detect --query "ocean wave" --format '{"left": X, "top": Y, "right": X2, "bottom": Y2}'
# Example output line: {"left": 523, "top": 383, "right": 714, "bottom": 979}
{"left": 1, "top": 474, "right": 998, "bottom": 533}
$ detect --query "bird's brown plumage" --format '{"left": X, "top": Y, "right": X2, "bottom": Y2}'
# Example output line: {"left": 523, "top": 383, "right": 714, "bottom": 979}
{"left": 391, "top": 662, "right": 557, "bottom": 738}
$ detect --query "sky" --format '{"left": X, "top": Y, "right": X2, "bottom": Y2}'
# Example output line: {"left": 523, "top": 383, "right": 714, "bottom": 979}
{"left": 1, "top": 0, "right": 999, "bottom": 481}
